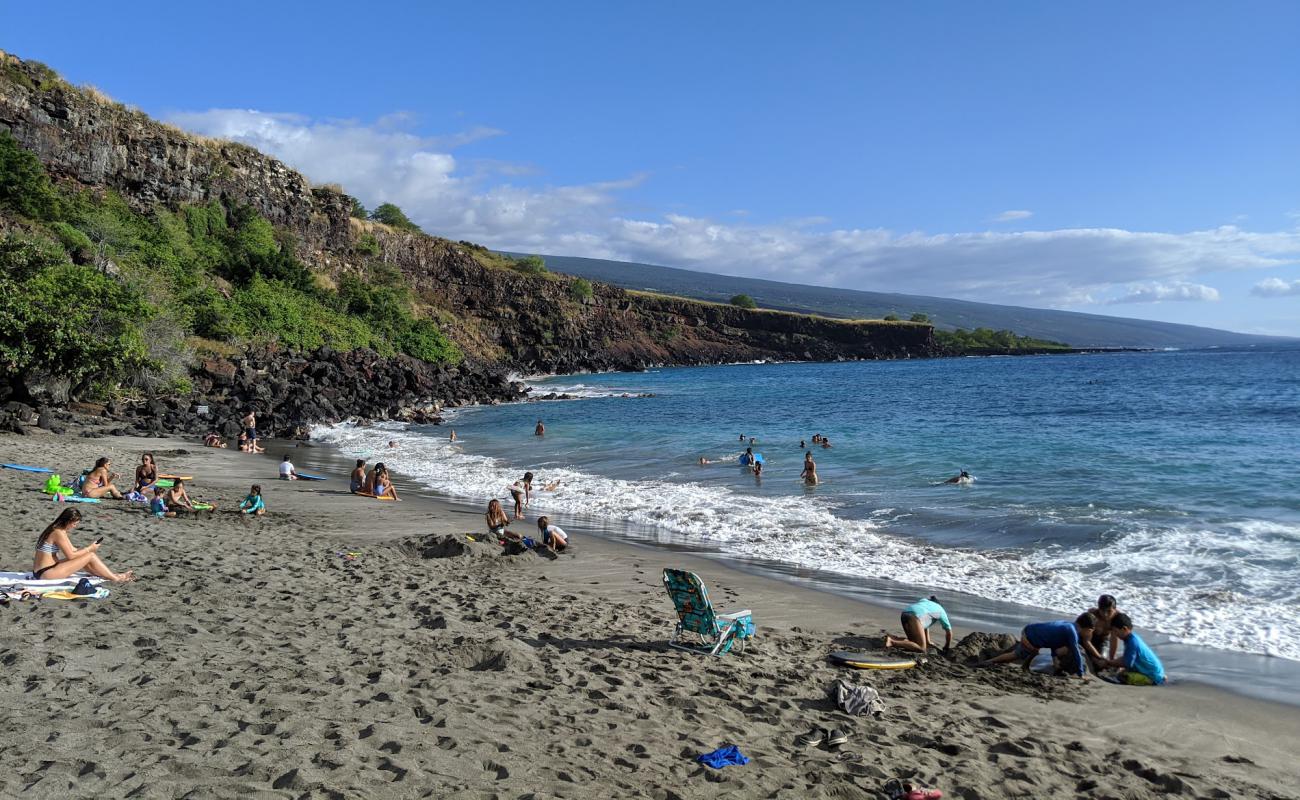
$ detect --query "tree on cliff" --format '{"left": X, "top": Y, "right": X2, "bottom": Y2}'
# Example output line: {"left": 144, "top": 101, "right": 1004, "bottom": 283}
{"left": 369, "top": 202, "right": 422, "bottom": 233}
{"left": 0, "top": 131, "right": 60, "bottom": 220}
{"left": 910, "top": 312, "right": 931, "bottom": 323}
{"left": 730, "top": 294, "right": 757, "bottom": 309}
{"left": 349, "top": 197, "right": 368, "bottom": 219}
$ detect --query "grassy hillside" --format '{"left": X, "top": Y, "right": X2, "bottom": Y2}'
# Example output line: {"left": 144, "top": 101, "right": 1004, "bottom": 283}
{"left": 521, "top": 254, "right": 1287, "bottom": 349}
{"left": 0, "top": 130, "right": 458, "bottom": 400}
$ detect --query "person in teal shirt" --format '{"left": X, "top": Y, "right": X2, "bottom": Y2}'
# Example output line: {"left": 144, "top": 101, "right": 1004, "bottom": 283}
{"left": 238, "top": 484, "right": 266, "bottom": 516}
{"left": 885, "top": 595, "right": 953, "bottom": 655}
{"left": 1101, "top": 613, "right": 1166, "bottom": 685}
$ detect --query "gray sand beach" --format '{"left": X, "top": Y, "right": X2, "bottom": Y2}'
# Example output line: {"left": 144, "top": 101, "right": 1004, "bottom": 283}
{"left": 2, "top": 431, "right": 1298, "bottom": 798}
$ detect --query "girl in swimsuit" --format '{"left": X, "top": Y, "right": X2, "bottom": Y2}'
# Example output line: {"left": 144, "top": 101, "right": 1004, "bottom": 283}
{"left": 485, "top": 498, "right": 512, "bottom": 540}
{"left": 82, "top": 457, "right": 123, "bottom": 499}
{"left": 371, "top": 466, "right": 400, "bottom": 500}
{"left": 134, "top": 453, "right": 158, "bottom": 492}
{"left": 350, "top": 459, "right": 368, "bottom": 493}
{"left": 801, "top": 452, "right": 819, "bottom": 485}
{"left": 507, "top": 472, "right": 533, "bottom": 519}
{"left": 31, "top": 508, "right": 135, "bottom": 582}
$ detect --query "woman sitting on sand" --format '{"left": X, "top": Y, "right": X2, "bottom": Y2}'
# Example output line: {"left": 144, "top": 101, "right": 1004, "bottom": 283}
{"left": 369, "top": 465, "right": 400, "bottom": 500}
{"left": 485, "top": 499, "right": 513, "bottom": 540}
{"left": 349, "top": 459, "right": 368, "bottom": 494}
{"left": 30, "top": 508, "right": 135, "bottom": 582}
{"left": 885, "top": 596, "right": 953, "bottom": 655}
{"left": 134, "top": 453, "right": 158, "bottom": 493}
{"left": 801, "top": 452, "right": 819, "bottom": 486}
{"left": 80, "top": 457, "right": 124, "bottom": 499}
{"left": 202, "top": 432, "right": 226, "bottom": 448}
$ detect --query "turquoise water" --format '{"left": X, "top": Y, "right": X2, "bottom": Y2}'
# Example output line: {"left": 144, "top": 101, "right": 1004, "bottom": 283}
{"left": 317, "top": 347, "right": 1300, "bottom": 662}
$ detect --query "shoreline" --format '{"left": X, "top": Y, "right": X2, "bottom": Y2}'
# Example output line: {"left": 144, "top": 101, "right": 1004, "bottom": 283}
{"left": 307, "top": 414, "right": 1300, "bottom": 708}
{"left": 2, "top": 430, "right": 1297, "bottom": 797}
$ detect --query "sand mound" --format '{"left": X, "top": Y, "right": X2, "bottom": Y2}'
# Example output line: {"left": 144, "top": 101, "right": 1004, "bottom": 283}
{"left": 952, "top": 631, "right": 1017, "bottom": 662}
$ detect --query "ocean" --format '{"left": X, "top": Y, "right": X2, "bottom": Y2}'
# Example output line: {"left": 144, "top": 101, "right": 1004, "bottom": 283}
{"left": 314, "top": 347, "right": 1300, "bottom": 671}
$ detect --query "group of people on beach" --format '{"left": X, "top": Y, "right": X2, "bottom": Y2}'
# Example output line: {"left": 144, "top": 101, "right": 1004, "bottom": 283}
{"left": 880, "top": 593, "right": 1166, "bottom": 686}
{"left": 201, "top": 411, "right": 265, "bottom": 452}
{"left": 348, "top": 459, "right": 401, "bottom": 500}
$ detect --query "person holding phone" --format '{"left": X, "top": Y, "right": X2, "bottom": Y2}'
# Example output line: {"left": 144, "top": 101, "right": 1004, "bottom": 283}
{"left": 30, "top": 508, "right": 136, "bottom": 582}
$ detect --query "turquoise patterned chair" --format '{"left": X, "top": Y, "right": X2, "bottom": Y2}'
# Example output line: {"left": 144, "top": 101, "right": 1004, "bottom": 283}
{"left": 662, "top": 568, "right": 755, "bottom": 656}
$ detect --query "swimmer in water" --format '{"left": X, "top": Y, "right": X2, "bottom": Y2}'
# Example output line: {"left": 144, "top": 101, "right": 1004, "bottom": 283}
{"left": 943, "top": 470, "right": 973, "bottom": 485}
{"left": 800, "top": 440, "right": 806, "bottom": 449}
{"left": 535, "top": 420, "right": 545, "bottom": 436}
{"left": 820, "top": 438, "right": 832, "bottom": 448}
{"left": 449, "top": 429, "right": 457, "bottom": 442}
{"left": 387, "top": 440, "right": 398, "bottom": 449}
{"left": 739, "top": 433, "right": 746, "bottom": 442}
{"left": 752, "top": 461, "right": 763, "bottom": 478}
{"left": 800, "top": 452, "right": 818, "bottom": 485}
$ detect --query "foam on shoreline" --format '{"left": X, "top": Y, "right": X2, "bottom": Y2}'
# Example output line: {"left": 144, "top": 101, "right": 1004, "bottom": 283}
{"left": 313, "top": 420, "right": 1300, "bottom": 663}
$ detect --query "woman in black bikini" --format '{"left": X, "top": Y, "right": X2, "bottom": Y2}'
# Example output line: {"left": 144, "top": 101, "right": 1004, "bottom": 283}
{"left": 134, "top": 453, "right": 158, "bottom": 493}
{"left": 31, "top": 508, "right": 135, "bottom": 583}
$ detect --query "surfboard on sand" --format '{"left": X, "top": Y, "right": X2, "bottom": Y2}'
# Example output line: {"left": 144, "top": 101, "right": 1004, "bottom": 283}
{"left": 829, "top": 651, "right": 916, "bottom": 670}
{"left": 2, "top": 464, "right": 53, "bottom": 473}
{"left": 295, "top": 472, "right": 327, "bottom": 481}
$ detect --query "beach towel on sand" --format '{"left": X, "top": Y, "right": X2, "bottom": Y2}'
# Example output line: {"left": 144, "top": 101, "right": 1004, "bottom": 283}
{"left": 833, "top": 679, "right": 885, "bottom": 717}
{"left": 696, "top": 745, "right": 749, "bottom": 769}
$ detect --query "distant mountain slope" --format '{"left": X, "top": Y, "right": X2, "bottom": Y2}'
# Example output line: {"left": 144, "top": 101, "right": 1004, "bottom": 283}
{"left": 521, "top": 254, "right": 1288, "bottom": 349}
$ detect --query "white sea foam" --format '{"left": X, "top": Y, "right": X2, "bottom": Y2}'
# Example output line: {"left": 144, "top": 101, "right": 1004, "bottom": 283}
{"left": 313, "top": 421, "right": 1300, "bottom": 662}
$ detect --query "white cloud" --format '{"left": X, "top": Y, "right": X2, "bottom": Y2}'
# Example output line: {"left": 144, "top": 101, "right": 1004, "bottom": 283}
{"left": 1106, "top": 281, "right": 1221, "bottom": 305}
{"left": 169, "top": 109, "right": 1300, "bottom": 309}
{"left": 1251, "top": 277, "right": 1300, "bottom": 298}
{"left": 992, "top": 209, "right": 1033, "bottom": 223}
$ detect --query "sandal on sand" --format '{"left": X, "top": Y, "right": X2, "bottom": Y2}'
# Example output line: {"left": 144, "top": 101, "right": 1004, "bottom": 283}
{"left": 825, "top": 729, "right": 849, "bottom": 747}
{"left": 796, "top": 728, "right": 825, "bottom": 747}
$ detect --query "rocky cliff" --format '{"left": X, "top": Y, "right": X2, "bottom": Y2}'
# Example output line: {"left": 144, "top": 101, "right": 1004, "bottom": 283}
{"left": 1, "top": 53, "right": 939, "bottom": 437}
{"left": 0, "top": 52, "right": 937, "bottom": 374}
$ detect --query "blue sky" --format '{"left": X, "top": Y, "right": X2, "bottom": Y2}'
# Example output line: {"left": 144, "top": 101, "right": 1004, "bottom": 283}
{"left": 5, "top": 1, "right": 1300, "bottom": 334}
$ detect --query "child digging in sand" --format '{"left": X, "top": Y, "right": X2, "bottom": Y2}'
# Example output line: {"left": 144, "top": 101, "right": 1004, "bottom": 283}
{"left": 536, "top": 515, "right": 569, "bottom": 552}
{"left": 981, "top": 613, "right": 1096, "bottom": 678}
{"left": 239, "top": 485, "right": 266, "bottom": 516}
{"left": 151, "top": 487, "right": 175, "bottom": 519}
{"left": 1099, "top": 613, "right": 1166, "bottom": 686}
{"left": 885, "top": 596, "right": 953, "bottom": 655}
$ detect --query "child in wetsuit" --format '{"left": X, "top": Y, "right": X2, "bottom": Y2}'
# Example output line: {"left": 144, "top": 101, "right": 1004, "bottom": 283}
{"left": 239, "top": 485, "right": 266, "bottom": 516}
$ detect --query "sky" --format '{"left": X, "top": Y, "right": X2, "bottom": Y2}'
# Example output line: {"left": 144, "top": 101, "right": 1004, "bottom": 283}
{"left": 5, "top": 1, "right": 1300, "bottom": 334}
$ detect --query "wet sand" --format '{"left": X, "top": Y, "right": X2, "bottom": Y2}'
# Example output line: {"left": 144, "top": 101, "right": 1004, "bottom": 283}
{"left": 1, "top": 431, "right": 1297, "bottom": 798}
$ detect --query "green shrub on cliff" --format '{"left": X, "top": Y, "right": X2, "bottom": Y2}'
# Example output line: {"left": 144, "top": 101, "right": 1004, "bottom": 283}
{"left": 0, "top": 234, "right": 150, "bottom": 395}
{"left": 936, "top": 327, "right": 1067, "bottom": 351}
{"left": 730, "top": 293, "right": 757, "bottom": 309}
{"left": 0, "top": 138, "right": 462, "bottom": 401}
{"left": 570, "top": 277, "right": 593, "bottom": 301}
{"left": 370, "top": 202, "right": 422, "bottom": 233}
{"left": 514, "top": 255, "right": 548, "bottom": 275}
{"left": 0, "top": 131, "right": 60, "bottom": 220}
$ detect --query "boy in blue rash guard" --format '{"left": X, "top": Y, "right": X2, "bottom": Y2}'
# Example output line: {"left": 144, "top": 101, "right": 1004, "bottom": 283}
{"left": 885, "top": 595, "right": 953, "bottom": 655}
{"left": 981, "top": 612, "right": 1096, "bottom": 678}
{"left": 1101, "top": 613, "right": 1166, "bottom": 686}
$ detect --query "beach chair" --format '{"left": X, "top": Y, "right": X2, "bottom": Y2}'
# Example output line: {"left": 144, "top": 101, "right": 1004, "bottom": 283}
{"left": 662, "top": 568, "right": 755, "bottom": 656}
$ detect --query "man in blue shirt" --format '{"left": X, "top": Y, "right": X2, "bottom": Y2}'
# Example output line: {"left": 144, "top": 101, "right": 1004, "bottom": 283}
{"left": 1100, "top": 613, "right": 1166, "bottom": 686}
{"left": 981, "top": 613, "right": 1096, "bottom": 678}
